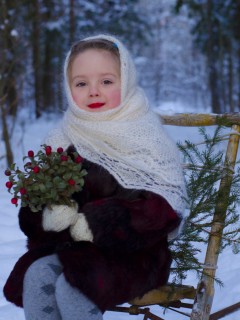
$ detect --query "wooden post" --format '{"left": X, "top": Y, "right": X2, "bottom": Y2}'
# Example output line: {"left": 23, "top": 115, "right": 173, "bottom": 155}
{"left": 190, "top": 124, "right": 240, "bottom": 320}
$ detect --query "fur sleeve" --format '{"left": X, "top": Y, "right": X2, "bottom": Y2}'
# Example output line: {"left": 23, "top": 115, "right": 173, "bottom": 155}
{"left": 80, "top": 192, "right": 181, "bottom": 253}
{"left": 18, "top": 206, "right": 44, "bottom": 241}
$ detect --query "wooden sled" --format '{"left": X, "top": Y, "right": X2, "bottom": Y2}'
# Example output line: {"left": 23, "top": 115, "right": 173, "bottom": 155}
{"left": 109, "top": 113, "right": 240, "bottom": 320}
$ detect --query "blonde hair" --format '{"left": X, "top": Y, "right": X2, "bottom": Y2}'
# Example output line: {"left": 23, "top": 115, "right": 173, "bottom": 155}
{"left": 67, "top": 38, "right": 120, "bottom": 79}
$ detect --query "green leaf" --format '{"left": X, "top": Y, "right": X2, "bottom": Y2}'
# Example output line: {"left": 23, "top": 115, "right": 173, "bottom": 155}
{"left": 45, "top": 182, "right": 53, "bottom": 188}
{"left": 21, "top": 201, "right": 27, "bottom": 207}
{"left": 18, "top": 172, "right": 25, "bottom": 180}
{"left": 31, "top": 197, "right": 39, "bottom": 204}
{"left": 17, "top": 180, "right": 23, "bottom": 188}
{"left": 11, "top": 163, "right": 16, "bottom": 171}
{"left": 48, "top": 169, "right": 55, "bottom": 174}
{"left": 60, "top": 161, "right": 68, "bottom": 166}
{"left": 32, "top": 183, "right": 39, "bottom": 191}
{"left": 53, "top": 176, "right": 60, "bottom": 184}
{"left": 51, "top": 189, "right": 57, "bottom": 198}
{"left": 26, "top": 186, "right": 32, "bottom": 192}
{"left": 39, "top": 183, "right": 47, "bottom": 193}
{"left": 80, "top": 169, "right": 88, "bottom": 177}
{"left": 58, "top": 182, "right": 67, "bottom": 189}
{"left": 45, "top": 193, "right": 52, "bottom": 198}
{"left": 58, "top": 167, "right": 67, "bottom": 174}
{"left": 37, "top": 204, "right": 42, "bottom": 211}
{"left": 30, "top": 206, "right": 39, "bottom": 212}
{"left": 63, "top": 173, "right": 72, "bottom": 180}
{"left": 38, "top": 173, "right": 45, "bottom": 180}
{"left": 42, "top": 164, "right": 50, "bottom": 172}
{"left": 45, "top": 175, "right": 52, "bottom": 181}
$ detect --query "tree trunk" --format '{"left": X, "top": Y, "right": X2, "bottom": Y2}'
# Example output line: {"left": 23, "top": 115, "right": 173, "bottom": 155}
{"left": 33, "top": 0, "right": 41, "bottom": 118}
{"left": 0, "top": 103, "right": 14, "bottom": 167}
{"left": 69, "top": 0, "right": 75, "bottom": 46}
{"left": 0, "top": 0, "right": 14, "bottom": 166}
{"left": 228, "top": 38, "right": 233, "bottom": 112}
{"left": 42, "top": 37, "right": 52, "bottom": 111}
{"left": 218, "top": 24, "right": 226, "bottom": 111}
{"left": 154, "top": 8, "right": 162, "bottom": 104}
{"left": 237, "top": 0, "right": 240, "bottom": 111}
{"left": 207, "top": 0, "right": 221, "bottom": 113}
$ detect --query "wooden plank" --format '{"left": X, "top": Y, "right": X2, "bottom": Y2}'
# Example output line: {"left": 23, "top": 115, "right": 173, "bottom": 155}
{"left": 129, "top": 284, "right": 196, "bottom": 306}
{"left": 209, "top": 302, "right": 240, "bottom": 320}
{"left": 158, "top": 112, "right": 240, "bottom": 127}
{"left": 108, "top": 306, "right": 165, "bottom": 320}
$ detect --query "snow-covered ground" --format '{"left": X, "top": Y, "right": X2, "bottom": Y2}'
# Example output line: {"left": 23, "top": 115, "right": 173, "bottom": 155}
{"left": 0, "top": 106, "right": 240, "bottom": 320}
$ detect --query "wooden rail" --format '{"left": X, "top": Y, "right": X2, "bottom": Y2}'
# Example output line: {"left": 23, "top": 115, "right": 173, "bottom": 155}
{"left": 158, "top": 112, "right": 240, "bottom": 127}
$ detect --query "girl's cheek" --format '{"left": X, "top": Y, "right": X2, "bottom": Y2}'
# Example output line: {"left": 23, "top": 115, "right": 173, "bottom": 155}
{"left": 72, "top": 93, "right": 78, "bottom": 104}
{"left": 110, "top": 88, "right": 121, "bottom": 109}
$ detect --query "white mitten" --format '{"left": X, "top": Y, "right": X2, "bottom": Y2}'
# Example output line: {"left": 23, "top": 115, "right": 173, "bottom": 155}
{"left": 70, "top": 213, "right": 93, "bottom": 242}
{"left": 42, "top": 202, "right": 78, "bottom": 232}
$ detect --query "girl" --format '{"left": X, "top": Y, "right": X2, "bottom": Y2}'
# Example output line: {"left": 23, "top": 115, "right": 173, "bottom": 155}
{"left": 4, "top": 34, "right": 186, "bottom": 320}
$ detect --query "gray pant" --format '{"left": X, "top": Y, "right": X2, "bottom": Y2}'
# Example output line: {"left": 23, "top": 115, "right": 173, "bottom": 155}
{"left": 23, "top": 254, "right": 103, "bottom": 320}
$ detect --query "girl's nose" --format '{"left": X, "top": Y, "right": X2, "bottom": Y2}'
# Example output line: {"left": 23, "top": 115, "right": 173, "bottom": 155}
{"left": 89, "top": 85, "right": 100, "bottom": 97}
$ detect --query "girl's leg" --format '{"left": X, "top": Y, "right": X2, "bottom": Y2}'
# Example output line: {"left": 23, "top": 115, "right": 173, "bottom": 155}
{"left": 55, "top": 273, "right": 103, "bottom": 320}
{"left": 23, "top": 254, "right": 63, "bottom": 320}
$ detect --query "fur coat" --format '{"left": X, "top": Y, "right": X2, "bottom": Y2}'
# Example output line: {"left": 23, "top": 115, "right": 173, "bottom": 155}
{"left": 3, "top": 146, "right": 181, "bottom": 313}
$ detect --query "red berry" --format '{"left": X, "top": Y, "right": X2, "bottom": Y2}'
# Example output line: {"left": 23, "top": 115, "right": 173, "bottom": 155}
{"left": 28, "top": 150, "right": 34, "bottom": 157}
{"left": 68, "top": 179, "right": 75, "bottom": 186}
{"left": 57, "top": 147, "right": 64, "bottom": 154}
{"left": 61, "top": 156, "right": 68, "bottom": 161}
{"left": 45, "top": 146, "right": 52, "bottom": 155}
{"left": 33, "top": 166, "right": 40, "bottom": 173}
{"left": 25, "top": 162, "right": 32, "bottom": 167}
{"left": 75, "top": 156, "right": 82, "bottom": 163}
{"left": 5, "top": 169, "right": 11, "bottom": 176}
{"left": 6, "top": 181, "right": 13, "bottom": 188}
{"left": 11, "top": 198, "right": 18, "bottom": 204}
{"left": 20, "top": 188, "right": 26, "bottom": 195}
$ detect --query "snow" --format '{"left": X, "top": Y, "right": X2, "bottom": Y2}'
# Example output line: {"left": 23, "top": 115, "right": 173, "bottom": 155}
{"left": 10, "top": 30, "right": 18, "bottom": 37}
{"left": 0, "top": 106, "right": 240, "bottom": 320}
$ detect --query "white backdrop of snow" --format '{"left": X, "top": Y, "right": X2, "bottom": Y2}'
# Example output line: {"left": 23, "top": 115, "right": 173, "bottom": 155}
{"left": 0, "top": 104, "right": 239, "bottom": 320}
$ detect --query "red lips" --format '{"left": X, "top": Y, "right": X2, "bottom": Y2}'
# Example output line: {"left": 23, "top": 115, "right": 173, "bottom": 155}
{"left": 87, "top": 103, "right": 105, "bottom": 109}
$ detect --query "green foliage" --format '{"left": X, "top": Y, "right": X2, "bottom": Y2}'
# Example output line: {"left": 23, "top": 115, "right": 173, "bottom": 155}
{"left": 169, "top": 124, "right": 240, "bottom": 283}
{"left": 5, "top": 145, "right": 87, "bottom": 212}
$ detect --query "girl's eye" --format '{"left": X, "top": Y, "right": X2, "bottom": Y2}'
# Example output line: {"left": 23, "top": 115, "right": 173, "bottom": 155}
{"left": 76, "top": 82, "right": 86, "bottom": 87}
{"left": 102, "top": 80, "right": 112, "bottom": 85}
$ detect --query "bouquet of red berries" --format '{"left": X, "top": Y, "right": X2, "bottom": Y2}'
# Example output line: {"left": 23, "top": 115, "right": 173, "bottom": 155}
{"left": 5, "top": 145, "right": 87, "bottom": 212}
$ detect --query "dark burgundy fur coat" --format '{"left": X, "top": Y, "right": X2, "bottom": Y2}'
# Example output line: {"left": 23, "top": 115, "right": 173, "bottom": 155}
{"left": 4, "top": 146, "right": 181, "bottom": 313}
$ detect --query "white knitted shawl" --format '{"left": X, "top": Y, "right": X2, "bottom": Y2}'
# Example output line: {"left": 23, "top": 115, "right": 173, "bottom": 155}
{"left": 44, "top": 34, "right": 187, "bottom": 236}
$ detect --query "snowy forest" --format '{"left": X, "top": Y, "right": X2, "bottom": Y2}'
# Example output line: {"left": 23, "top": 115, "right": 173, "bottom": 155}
{"left": 1, "top": 0, "right": 240, "bottom": 166}
{"left": 1, "top": 1, "right": 240, "bottom": 320}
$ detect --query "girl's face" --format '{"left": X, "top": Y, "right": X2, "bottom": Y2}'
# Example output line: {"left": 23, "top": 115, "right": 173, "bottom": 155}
{"left": 69, "top": 49, "right": 121, "bottom": 112}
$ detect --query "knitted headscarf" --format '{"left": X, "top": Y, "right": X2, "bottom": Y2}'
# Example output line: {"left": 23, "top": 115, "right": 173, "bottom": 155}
{"left": 44, "top": 34, "right": 187, "bottom": 236}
